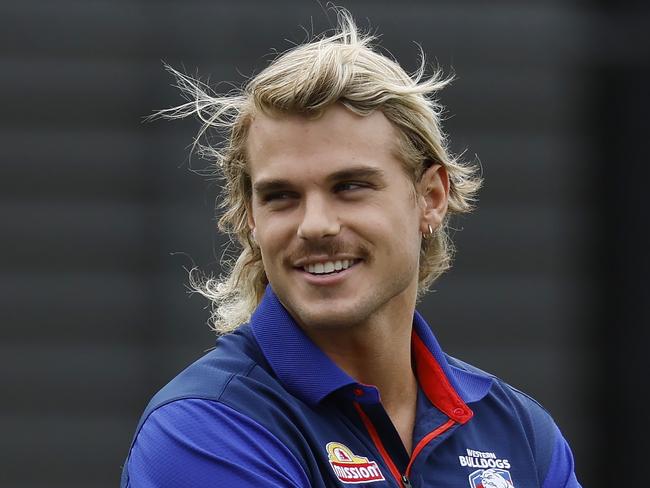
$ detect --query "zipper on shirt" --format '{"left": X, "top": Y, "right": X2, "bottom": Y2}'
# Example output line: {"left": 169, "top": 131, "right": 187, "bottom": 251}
{"left": 353, "top": 401, "right": 457, "bottom": 487}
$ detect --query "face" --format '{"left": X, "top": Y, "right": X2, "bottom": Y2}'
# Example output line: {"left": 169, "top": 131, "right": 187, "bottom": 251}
{"left": 246, "top": 104, "right": 446, "bottom": 332}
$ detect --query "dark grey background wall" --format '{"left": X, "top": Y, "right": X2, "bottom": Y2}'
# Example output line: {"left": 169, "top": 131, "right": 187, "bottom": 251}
{"left": 2, "top": 1, "right": 648, "bottom": 487}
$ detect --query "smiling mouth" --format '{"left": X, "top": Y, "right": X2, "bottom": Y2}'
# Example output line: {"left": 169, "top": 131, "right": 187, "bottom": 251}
{"left": 301, "top": 259, "right": 360, "bottom": 275}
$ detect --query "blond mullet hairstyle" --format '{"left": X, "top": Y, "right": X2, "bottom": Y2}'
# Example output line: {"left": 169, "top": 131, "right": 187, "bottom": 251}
{"left": 156, "top": 9, "right": 482, "bottom": 334}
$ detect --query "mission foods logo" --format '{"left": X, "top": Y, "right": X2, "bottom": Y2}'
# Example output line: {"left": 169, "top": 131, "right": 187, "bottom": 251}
{"left": 326, "top": 442, "right": 385, "bottom": 484}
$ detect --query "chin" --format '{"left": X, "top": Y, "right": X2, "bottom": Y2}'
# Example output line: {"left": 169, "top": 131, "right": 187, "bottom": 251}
{"left": 294, "top": 307, "right": 362, "bottom": 331}
{"left": 287, "top": 299, "right": 373, "bottom": 331}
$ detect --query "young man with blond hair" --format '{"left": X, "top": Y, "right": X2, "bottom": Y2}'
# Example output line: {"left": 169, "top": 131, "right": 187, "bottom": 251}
{"left": 121, "top": 10, "right": 581, "bottom": 488}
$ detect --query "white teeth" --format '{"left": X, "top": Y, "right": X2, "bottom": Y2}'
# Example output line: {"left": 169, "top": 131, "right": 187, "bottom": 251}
{"left": 303, "top": 259, "right": 356, "bottom": 275}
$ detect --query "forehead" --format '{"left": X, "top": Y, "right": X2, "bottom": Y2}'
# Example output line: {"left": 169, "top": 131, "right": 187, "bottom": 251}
{"left": 245, "top": 104, "right": 402, "bottom": 181}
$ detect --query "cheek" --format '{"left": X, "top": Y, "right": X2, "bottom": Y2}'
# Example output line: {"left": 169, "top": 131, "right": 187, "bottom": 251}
{"left": 361, "top": 210, "right": 420, "bottom": 260}
{"left": 256, "top": 220, "right": 294, "bottom": 263}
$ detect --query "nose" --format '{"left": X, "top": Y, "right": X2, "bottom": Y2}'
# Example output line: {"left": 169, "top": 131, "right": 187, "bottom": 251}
{"left": 297, "top": 194, "right": 340, "bottom": 240}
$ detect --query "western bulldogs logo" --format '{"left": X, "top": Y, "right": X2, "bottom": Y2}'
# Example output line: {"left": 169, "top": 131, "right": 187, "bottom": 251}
{"left": 469, "top": 468, "right": 515, "bottom": 488}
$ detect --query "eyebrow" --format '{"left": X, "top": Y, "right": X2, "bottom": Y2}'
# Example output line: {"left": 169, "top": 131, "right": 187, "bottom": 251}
{"left": 252, "top": 165, "right": 386, "bottom": 195}
{"left": 327, "top": 166, "right": 386, "bottom": 183}
{"left": 252, "top": 178, "right": 294, "bottom": 196}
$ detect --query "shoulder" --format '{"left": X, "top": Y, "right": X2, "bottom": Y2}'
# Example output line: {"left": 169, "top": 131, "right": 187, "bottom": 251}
{"left": 446, "top": 355, "right": 581, "bottom": 488}
{"left": 126, "top": 398, "right": 310, "bottom": 488}
{"left": 447, "top": 354, "right": 555, "bottom": 425}
{"left": 122, "top": 326, "right": 311, "bottom": 487}
{"left": 144, "top": 325, "right": 262, "bottom": 411}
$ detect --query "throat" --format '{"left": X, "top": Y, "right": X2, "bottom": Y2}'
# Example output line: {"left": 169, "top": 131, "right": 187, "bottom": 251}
{"left": 382, "top": 379, "right": 418, "bottom": 456}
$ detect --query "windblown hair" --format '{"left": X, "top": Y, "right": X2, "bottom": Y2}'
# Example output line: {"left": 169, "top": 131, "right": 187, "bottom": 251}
{"left": 157, "top": 9, "right": 481, "bottom": 334}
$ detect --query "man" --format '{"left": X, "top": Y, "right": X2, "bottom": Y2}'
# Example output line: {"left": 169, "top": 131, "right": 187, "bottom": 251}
{"left": 121, "top": 10, "right": 581, "bottom": 488}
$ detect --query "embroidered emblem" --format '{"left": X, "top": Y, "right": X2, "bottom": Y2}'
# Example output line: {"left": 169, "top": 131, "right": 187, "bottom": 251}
{"left": 459, "top": 448, "right": 511, "bottom": 470}
{"left": 468, "top": 468, "right": 515, "bottom": 488}
{"left": 326, "top": 442, "right": 385, "bottom": 484}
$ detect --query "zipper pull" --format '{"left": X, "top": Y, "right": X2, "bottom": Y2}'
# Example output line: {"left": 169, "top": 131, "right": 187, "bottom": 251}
{"left": 401, "top": 474, "right": 413, "bottom": 488}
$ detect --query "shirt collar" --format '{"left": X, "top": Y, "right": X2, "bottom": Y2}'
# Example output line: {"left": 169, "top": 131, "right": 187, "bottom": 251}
{"left": 250, "top": 286, "right": 492, "bottom": 422}
{"left": 411, "top": 309, "right": 493, "bottom": 423}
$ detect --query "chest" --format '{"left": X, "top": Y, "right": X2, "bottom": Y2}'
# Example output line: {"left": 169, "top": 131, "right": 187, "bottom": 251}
{"left": 293, "top": 403, "right": 542, "bottom": 488}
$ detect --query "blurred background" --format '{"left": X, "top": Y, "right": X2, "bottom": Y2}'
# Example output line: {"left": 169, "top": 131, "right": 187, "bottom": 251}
{"left": 2, "top": 0, "right": 649, "bottom": 486}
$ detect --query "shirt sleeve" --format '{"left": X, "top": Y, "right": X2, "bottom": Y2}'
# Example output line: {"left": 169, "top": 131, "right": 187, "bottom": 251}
{"left": 125, "top": 398, "right": 311, "bottom": 488}
{"left": 541, "top": 424, "right": 582, "bottom": 488}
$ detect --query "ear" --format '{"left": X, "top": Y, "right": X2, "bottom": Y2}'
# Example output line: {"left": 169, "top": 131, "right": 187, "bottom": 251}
{"left": 417, "top": 164, "right": 449, "bottom": 233}
{"left": 246, "top": 202, "right": 256, "bottom": 236}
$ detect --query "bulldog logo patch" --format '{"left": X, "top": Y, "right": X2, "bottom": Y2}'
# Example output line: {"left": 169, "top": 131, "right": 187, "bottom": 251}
{"left": 468, "top": 468, "right": 515, "bottom": 488}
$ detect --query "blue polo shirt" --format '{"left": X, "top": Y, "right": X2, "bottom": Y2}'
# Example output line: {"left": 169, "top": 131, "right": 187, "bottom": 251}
{"left": 121, "top": 286, "right": 581, "bottom": 487}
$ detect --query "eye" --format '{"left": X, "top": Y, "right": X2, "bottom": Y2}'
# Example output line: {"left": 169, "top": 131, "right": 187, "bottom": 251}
{"left": 263, "top": 191, "right": 297, "bottom": 202}
{"left": 334, "top": 181, "right": 368, "bottom": 192}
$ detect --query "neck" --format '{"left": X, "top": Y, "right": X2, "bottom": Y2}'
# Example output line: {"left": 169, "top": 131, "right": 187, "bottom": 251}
{"left": 317, "top": 320, "right": 416, "bottom": 400}
{"left": 303, "top": 291, "right": 419, "bottom": 453}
